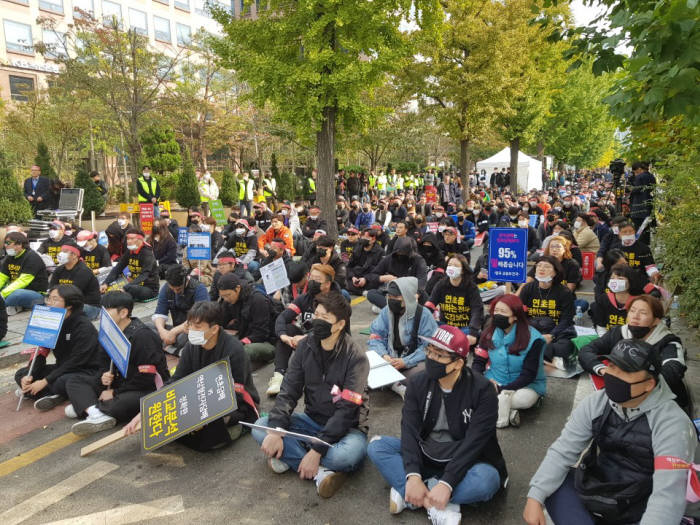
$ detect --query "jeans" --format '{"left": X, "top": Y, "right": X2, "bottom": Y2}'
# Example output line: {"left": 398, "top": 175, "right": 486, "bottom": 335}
{"left": 247, "top": 261, "right": 260, "bottom": 273}
{"left": 240, "top": 200, "right": 252, "bottom": 217}
{"left": 366, "top": 289, "right": 386, "bottom": 309}
{"left": 83, "top": 304, "right": 101, "bottom": 320}
{"left": 545, "top": 470, "right": 599, "bottom": 525}
{"left": 251, "top": 413, "right": 367, "bottom": 473}
{"left": 367, "top": 436, "right": 501, "bottom": 505}
{"left": 5, "top": 289, "right": 44, "bottom": 309}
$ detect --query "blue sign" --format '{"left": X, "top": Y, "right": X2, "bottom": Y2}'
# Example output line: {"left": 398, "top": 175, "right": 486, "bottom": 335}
{"left": 529, "top": 214, "right": 538, "bottom": 229}
{"left": 488, "top": 227, "right": 528, "bottom": 283}
{"left": 187, "top": 232, "right": 211, "bottom": 261}
{"left": 98, "top": 231, "right": 108, "bottom": 247}
{"left": 98, "top": 307, "right": 132, "bottom": 377}
{"left": 177, "top": 227, "right": 188, "bottom": 246}
{"left": 23, "top": 305, "right": 66, "bottom": 349}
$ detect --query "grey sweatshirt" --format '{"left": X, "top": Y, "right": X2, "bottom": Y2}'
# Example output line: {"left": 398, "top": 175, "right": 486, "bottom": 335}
{"left": 528, "top": 377, "right": 697, "bottom": 525}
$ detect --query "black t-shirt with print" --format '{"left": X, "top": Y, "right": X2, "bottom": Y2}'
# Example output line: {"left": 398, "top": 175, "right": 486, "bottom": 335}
{"left": 81, "top": 244, "right": 112, "bottom": 271}
{"left": 0, "top": 249, "right": 49, "bottom": 292}
{"left": 50, "top": 261, "right": 101, "bottom": 306}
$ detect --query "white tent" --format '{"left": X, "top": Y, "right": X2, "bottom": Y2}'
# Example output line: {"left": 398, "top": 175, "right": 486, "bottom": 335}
{"left": 476, "top": 147, "right": 543, "bottom": 192}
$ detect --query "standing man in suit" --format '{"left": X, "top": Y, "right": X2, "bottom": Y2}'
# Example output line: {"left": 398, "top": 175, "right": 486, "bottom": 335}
{"left": 23, "top": 165, "right": 51, "bottom": 216}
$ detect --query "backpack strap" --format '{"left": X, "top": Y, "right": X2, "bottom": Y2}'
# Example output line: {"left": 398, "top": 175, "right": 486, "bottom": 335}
{"left": 407, "top": 305, "right": 424, "bottom": 355}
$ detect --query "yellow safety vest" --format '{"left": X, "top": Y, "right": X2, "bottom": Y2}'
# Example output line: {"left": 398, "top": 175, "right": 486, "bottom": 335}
{"left": 239, "top": 180, "right": 246, "bottom": 200}
{"left": 308, "top": 178, "right": 316, "bottom": 192}
{"left": 137, "top": 176, "right": 157, "bottom": 202}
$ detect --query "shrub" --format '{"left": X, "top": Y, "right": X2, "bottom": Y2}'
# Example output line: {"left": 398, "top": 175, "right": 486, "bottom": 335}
{"left": 74, "top": 164, "right": 105, "bottom": 215}
{"left": 140, "top": 125, "right": 182, "bottom": 173}
{"left": 175, "top": 153, "right": 200, "bottom": 209}
{"left": 34, "top": 142, "right": 57, "bottom": 179}
{"left": 0, "top": 168, "right": 33, "bottom": 224}
{"left": 220, "top": 168, "right": 237, "bottom": 206}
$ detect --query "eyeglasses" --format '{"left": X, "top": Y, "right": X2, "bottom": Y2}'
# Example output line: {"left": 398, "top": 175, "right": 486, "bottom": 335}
{"left": 45, "top": 295, "right": 61, "bottom": 305}
{"left": 425, "top": 346, "right": 454, "bottom": 362}
{"left": 4, "top": 241, "right": 15, "bottom": 246}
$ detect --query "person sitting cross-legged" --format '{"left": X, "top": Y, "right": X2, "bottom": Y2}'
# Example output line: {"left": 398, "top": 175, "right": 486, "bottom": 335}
{"left": 251, "top": 291, "right": 369, "bottom": 499}
{"left": 367, "top": 325, "right": 508, "bottom": 524}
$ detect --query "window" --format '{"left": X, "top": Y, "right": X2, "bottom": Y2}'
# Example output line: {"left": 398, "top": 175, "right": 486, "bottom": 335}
{"left": 240, "top": 0, "right": 250, "bottom": 16}
{"left": 3, "top": 20, "right": 33, "bottom": 54}
{"left": 39, "top": 0, "right": 63, "bottom": 13}
{"left": 128, "top": 8, "right": 147, "bottom": 35}
{"left": 153, "top": 16, "right": 171, "bottom": 43}
{"left": 176, "top": 23, "right": 190, "bottom": 46}
{"left": 42, "top": 29, "right": 67, "bottom": 58}
{"left": 102, "top": 0, "right": 122, "bottom": 25}
{"left": 73, "top": 0, "right": 94, "bottom": 18}
{"left": 174, "top": 0, "right": 189, "bottom": 11}
{"left": 9, "top": 75, "right": 35, "bottom": 101}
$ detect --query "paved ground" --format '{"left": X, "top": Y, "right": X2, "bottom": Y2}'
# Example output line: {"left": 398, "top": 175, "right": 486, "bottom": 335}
{"left": 0, "top": 252, "right": 697, "bottom": 525}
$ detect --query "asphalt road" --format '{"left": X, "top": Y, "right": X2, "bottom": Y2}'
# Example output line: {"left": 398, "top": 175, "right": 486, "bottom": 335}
{"left": 0, "top": 294, "right": 587, "bottom": 525}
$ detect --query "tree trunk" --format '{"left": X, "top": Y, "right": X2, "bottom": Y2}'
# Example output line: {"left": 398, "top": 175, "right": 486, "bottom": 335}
{"left": 537, "top": 140, "right": 544, "bottom": 162}
{"left": 509, "top": 137, "right": 519, "bottom": 192}
{"left": 316, "top": 105, "right": 337, "bottom": 239}
{"left": 460, "top": 138, "right": 470, "bottom": 196}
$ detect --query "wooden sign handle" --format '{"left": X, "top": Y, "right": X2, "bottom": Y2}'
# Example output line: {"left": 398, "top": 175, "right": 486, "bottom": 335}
{"left": 80, "top": 427, "right": 131, "bottom": 457}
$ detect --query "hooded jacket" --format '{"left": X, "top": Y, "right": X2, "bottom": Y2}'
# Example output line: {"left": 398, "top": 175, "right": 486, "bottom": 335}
{"left": 367, "top": 277, "right": 438, "bottom": 368}
{"left": 218, "top": 283, "right": 277, "bottom": 344}
{"left": 268, "top": 332, "right": 369, "bottom": 456}
{"left": 365, "top": 237, "right": 427, "bottom": 290}
{"left": 275, "top": 282, "right": 344, "bottom": 336}
{"left": 528, "top": 378, "right": 696, "bottom": 525}
{"left": 347, "top": 239, "right": 384, "bottom": 278}
{"left": 579, "top": 323, "right": 688, "bottom": 409}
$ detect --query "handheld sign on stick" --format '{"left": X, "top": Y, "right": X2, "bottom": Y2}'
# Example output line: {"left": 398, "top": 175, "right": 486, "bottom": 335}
{"left": 98, "top": 307, "right": 131, "bottom": 378}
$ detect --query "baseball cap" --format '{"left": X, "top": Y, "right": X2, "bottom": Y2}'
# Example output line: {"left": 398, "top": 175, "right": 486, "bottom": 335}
{"left": 604, "top": 339, "right": 660, "bottom": 375}
{"left": 419, "top": 326, "right": 470, "bottom": 359}
{"left": 49, "top": 221, "right": 65, "bottom": 230}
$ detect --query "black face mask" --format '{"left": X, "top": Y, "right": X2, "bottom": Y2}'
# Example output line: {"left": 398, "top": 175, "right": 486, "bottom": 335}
{"left": 388, "top": 298, "right": 405, "bottom": 316}
{"left": 311, "top": 318, "right": 333, "bottom": 340}
{"left": 394, "top": 253, "right": 410, "bottom": 263}
{"left": 603, "top": 373, "right": 650, "bottom": 404}
{"left": 628, "top": 325, "right": 652, "bottom": 339}
{"left": 492, "top": 314, "right": 511, "bottom": 330}
{"left": 307, "top": 279, "right": 322, "bottom": 296}
{"left": 425, "top": 357, "right": 451, "bottom": 380}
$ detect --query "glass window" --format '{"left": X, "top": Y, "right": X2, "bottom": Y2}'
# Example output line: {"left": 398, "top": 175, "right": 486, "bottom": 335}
{"left": 73, "top": 0, "right": 94, "bottom": 18}
{"left": 3, "top": 20, "right": 33, "bottom": 54}
{"left": 153, "top": 16, "right": 171, "bottom": 43}
{"left": 174, "top": 0, "right": 189, "bottom": 11}
{"left": 42, "top": 29, "right": 67, "bottom": 58}
{"left": 102, "top": 0, "right": 122, "bottom": 25}
{"left": 9, "top": 75, "right": 35, "bottom": 101}
{"left": 39, "top": 0, "right": 64, "bottom": 13}
{"left": 128, "top": 8, "right": 147, "bottom": 35}
{"left": 176, "top": 23, "right": 191, "bottom": 46}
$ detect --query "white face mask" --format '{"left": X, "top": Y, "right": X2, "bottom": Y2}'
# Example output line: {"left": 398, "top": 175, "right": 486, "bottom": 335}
{"left": 435, "top": 213, "right": 443, "bottom": 218}
{"left": 281, "top": 209, "right": 288, "bottom": 215}
{"left": 118, "top": 219, "right": 127, "bottom": 227}
{"left": 518, "top": 221, "right": 528, "bottom": 228}
{"left": 77, "top": 240, "right": 87, "bottom": 248}
{"left": 56, "top": 252, "right": 70, "bottom": 265}
{"left": 437, "top": 226, "right": 446, "bottom": 232}
{"left": 536, "top": 275, "right": 553, "bottom": 283}
{"left": 49, "top": 230, "right": 60, "bottom": 240}
{"left": 445, "top": 266, "right": 461, "bottom": 279}
{"left": 574, "top": 220, "right": 583, "bottom": 230}
{"left": 6, "top": 248, "right": 16, "bottom": 256}
{"left": 84, "top": 243, "right": 94, "bottom": 252}
{"left": 143, "top": 172, "right": 150, "bottom": 178}
{"left": 611, "top": 226, "right": 619, "bottom": 235}
{"left": 621, "top": 234, "right": 636, "bottom": 246}
{"left": 309, "top": 215, "right": 318, "bottom": 220}
{"left": 188, "top": 329, "right": 207, "bottom": 346}
{"left": 127, "top": 244, "right": 138, "bottom": 251}
{"left": 235, "top": 228, "right": 246, "bottom": 236}
{"left": 608, "top": 278, "right": 628, "bottom": 293}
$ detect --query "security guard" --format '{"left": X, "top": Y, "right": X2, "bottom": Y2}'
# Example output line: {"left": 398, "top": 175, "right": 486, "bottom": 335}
{"left": 137, "top": 166, "right": 161, "bottom": 218}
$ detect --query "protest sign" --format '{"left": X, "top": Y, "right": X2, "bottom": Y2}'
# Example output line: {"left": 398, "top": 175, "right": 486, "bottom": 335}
{"left": 260, "top": 257, "right": 290, "bottom": 295}
{"left": 23, "top": 305, "right": 66, "bottom": 348}
{"left": 581, "top": 252, "right": 596, "bottom": 280}
{"left": 529, "top": 214, "right": 538, "bottom": 228}
{"left": 424, "top": 185, "right": 438, "bottom": 204}
{"left": 139, "top": 203, "right": 155, "bottom": 235}
{"left": 159, "top": 200, "right": 171, "bottom": 216}
{"left": 209, "top": 199, "right": 227, "bottom": 225}
{"left": 488, "top": 227, "right": 528, "bottom": 283}
{"left": 140, "top": 360, "right": 236, "bottom": 452}
{"left": 119, "top": 203, "right": 140, "bottom": 214}
{"left": 98, "top": 307, "right": 132, "bottom": 377}
{"left": 177, "top": 227, "right": 188, "bottom": 246}
{"left": 187, "top": 232, "right": 211, "bottom": 260}
{"left": 426, "top": 222, "right": 439, "bottom": 233}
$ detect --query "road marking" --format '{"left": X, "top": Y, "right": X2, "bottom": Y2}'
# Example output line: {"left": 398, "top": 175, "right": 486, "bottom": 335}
{"left": 350, "top": 296, "right": 366, "bottom": 306}
{"left": 0, "top": 432, "right": 85, "bottom": 478}
{"left": 573, "top": 372, "right": 594, "bottom": 410}
{"left": 42, "top": 495, "right": 184, "bottom": 525}
{"left": 0, "top": 460, "right": 118, "bottom": 525}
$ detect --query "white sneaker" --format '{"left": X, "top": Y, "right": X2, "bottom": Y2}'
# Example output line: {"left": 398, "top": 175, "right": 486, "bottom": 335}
{"left": 6, "top": 306, "right": 21, "bottom": 316}
{"left": 552, "top": 357, "right": 567, "bottom": 371}
{"left": 509, "top": 409, "right": 521, "bottom": 428}
{"left": 267, "top": 457, "right": 290, "bottom": 474}
{"left": 371, "top": 305, "right": 381, "bottom": 314}
{"left": 64, "top": 404, "right": 78, "bottom": 419}
{"left": 389, "top": 487, "right": 406, "bottom": 514}
{"left": 427, "top": 503, "right": 462, "bottom": 525}
{"left": 390, "top": 382, "right": 406, "bottom": 400}
{"left": 266, "top": 372, "right": 284, "bottom": 396}
{"left": 315, "top": 466, "right": 346, "bottom": 498}
{"left": 71, "top": 411, "right": 116, "bottom": 435}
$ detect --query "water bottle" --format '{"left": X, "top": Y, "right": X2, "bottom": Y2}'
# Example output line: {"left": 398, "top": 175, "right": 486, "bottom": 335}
{"left": 671, "top": 295, "right": 680, "bottom": 312}
{"left": 575, "top": 305, "right": 583, "bottom": 325}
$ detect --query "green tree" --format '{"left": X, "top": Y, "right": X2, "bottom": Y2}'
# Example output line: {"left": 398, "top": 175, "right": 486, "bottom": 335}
{"left": 140, "top": 125, "right": 182, "bottom": 173}
{"left": 74, "top": 163, "right": 105, "bottom": 215}
{"left": 220, "top": 168, "right": 237, "bottom": 206}
{"left": 0, "top": 168, "right": 33, "bottom": 224}
{"left": 175, "top": 153, "right": 201, "bottom": 209}
{"left": 212, "top": 0, "right": 441, "bottom": 238}
{"left": 34, "top": 141, "right": 57, "bottom": 179}
{"left": 276, "top": 172, "right": 296, "bottom": 202}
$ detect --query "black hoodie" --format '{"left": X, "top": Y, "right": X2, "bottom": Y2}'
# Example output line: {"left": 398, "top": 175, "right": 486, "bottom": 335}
{"left": 218, "top": 283, "right": 277, "bottom": 344}
{"left": 366, "top": 237, "right": 427, "bottom": 290}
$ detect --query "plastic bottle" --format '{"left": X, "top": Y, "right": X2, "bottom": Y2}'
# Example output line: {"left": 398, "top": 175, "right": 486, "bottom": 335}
{"left": 575, "top": 305, "right": 583, "bottom": 324}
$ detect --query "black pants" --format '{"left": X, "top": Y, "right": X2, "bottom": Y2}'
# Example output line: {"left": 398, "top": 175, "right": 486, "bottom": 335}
{"left": 15, "top": 364, "right": 94, "bottom": 400}
{"left": 124, "top": 284, "right": 157, "bottom": 301}
{"left": 275, "top": 324, "right": 304, "bottom": 374}
{"left": 367, "top": 289, "right": 387, "bottom": 309}
{"left": 544, "top": 337, "right": 576, "bottom": 362}
{"left": 65, "top": 374, "right": 148, "bottom": 422}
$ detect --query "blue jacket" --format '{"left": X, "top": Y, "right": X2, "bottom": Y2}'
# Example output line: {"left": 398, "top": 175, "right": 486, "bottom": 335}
{"left": 355, "top": 211, "right": 375, "bottom": 229}
{"left": 484, "top": 325, "right": 546, "bottom": 396}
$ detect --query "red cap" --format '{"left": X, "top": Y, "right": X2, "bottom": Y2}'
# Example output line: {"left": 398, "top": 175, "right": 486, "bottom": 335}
{"left": 419, "top": 325, "right": 470, "bottom": 359}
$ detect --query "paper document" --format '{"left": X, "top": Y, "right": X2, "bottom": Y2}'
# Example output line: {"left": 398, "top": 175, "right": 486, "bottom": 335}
{"left": 260, "top": 258, "right": 290, "bottom": 295}
{"left": 575, "top": 325, "right": 597, "bottom": 336}
{"left": 365, "top": 350, "right": 406, "bottom": 389}
{"left": 238, "top": 422, "right": 332, "bottom": 448}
